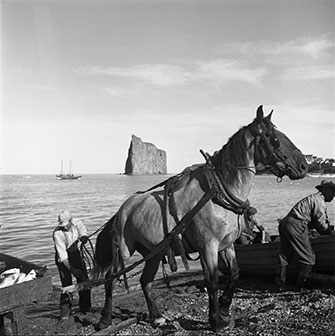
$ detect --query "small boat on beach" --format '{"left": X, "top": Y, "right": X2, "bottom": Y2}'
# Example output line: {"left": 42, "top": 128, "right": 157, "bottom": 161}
{"left": 235, "top": 235, "right": 335, "bottom": 277}
{"left": 0, "top": 253, "right": 52, "bottom": 334}
{"left": 56, "top": 160, "right": 82, "bottom": 180}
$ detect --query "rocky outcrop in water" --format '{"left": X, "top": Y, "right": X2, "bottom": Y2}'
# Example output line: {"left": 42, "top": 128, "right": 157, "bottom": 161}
{"left": 124, "top": 135, "right": 167, "bottom": 175}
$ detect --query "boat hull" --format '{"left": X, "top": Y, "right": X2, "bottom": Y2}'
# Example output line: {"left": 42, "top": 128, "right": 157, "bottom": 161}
{"left": 235, "top": 235, "right": 335, "bottom": 276}
{"left": 56, "top": 175, "right": 82, "bottom": 180}
{"left": 0, "top": 253, "right": 52, "bottom": 312}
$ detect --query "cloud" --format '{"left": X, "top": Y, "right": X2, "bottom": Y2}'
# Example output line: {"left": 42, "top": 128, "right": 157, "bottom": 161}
{"left": 271, "top": 37, "right": 335, "bottom": 59}
{"left": 77, "top": 64, "right": 190, "bottom": 86}
{"left": 104, "top": 87, "right": 129, "bottom": 97}
{"left": 195, "top": 60, "right": 266, "bottom": 85}
{"left": 281, "top": 65, "right": 335, "bottom": 80}
{"left": 24, "top": 84, "right": 57, "bottom": 92}
{"left": 223, "top": 36, "right": 335, "bottom": 60}
{"left": 218, "top": 37, "right": 335, "bottom": 83}
{"left": 78, "top": 36, "right": 332, "bottom": 90}
{"left": 298, "top": 39, "right": 335, "bottom": 59}
{"left": 76, "top": 60, "right": 266, "bottom": 86}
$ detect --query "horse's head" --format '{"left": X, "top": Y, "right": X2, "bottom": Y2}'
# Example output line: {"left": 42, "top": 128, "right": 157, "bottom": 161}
{"left": 249, "top": 105, "right": 308, "bottom": 180}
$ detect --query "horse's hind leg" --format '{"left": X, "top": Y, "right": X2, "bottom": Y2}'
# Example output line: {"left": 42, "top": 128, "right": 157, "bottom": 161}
{"left": 97, "top": 269, "right": 115, "bottom": 330}
{"left": 140, "top": 252, "right": 165, "bottom": 326}
{"left": 218, "top": 245, "right": 239, "bottom": 317}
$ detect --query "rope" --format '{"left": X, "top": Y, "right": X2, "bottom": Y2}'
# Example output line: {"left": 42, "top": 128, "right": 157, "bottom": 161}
{"left": 80, "top": 238, "right": 96, "bottom": 273}
{"left": 86, "top": 221, "right": 109, "bottom": 239}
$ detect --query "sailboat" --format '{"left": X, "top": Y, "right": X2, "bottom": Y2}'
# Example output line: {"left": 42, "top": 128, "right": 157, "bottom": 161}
{"left": 56, "top": 160, "right": 82, "bottom": 180}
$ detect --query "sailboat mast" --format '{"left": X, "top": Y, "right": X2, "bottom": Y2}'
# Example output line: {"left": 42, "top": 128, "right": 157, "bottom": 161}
{"left": 69, "top": 160, "right": 72, "bottom": 175}
{"left": 60, "top": 160, "right": 64, "bottom": 175}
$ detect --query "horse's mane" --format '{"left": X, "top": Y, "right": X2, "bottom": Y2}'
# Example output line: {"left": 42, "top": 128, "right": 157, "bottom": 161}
{"left": 211, "top": 126, "right": 251, "bottom": 183}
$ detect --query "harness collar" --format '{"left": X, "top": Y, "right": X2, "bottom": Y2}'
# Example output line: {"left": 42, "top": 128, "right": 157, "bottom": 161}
{"left": 198, "top": 149, "right": 254, "bottom": 216}
{"left": 202, "top": 166, "right": 252, "bottom": 215}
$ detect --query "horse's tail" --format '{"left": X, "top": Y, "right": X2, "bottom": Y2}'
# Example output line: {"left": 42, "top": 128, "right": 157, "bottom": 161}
{"left": 92, "top": 214, "right": 121, "bottom": 280}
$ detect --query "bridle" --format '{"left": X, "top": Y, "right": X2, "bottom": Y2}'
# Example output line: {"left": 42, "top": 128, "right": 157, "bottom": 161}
{"left": 249, "top": 121, "right": 294, "bottom": 180}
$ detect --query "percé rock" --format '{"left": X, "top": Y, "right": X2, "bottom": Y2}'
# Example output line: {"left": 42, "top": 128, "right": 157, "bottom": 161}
{"left": 125, "top": 135, "right": 167, "bottom": 175}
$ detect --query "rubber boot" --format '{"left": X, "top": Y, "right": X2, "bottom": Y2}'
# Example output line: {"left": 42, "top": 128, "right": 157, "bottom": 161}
{"left": 60, "top": 303, "right": 71, "bottom": 320}
{"left": 296, "top": 264, "right": 313, "bottom": 289}
{"left": 59, "top": 293, "right": 72, "bottom": 320}
{"left": 79, "top": 289, "right": 91, "bottom": 313}
{"left": 274, "top": 264, "right": 287, "bottom": 287}
{"left": 279, "top": 265, "right": 287, "bottom": 286}
{"left": 275, "top": 254, "right": 288, "bottom": 287}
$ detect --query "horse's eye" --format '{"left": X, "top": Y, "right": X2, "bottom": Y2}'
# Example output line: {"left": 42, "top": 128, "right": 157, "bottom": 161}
{"left": 271, "top": 137, "right": 280, "bottom": 148}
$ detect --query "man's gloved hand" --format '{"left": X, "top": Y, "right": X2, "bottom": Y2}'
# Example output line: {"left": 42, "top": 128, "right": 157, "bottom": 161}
{"left": 80, "top": 235, "right": 89, "bottom": 244}
{"left": 325, "top": 225, "right": 335, "bottom": 235}
{"left": 327, "top": 225, "right": 335, "bottom": 235}
{"left": 70, "top": 267, "right": 85, "bottom": 279}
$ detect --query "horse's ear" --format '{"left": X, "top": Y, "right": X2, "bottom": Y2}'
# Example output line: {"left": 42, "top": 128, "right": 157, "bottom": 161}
{"left": 256, "top": 105, "right": 264, "bottom": 122}
{"left": 265, "top": 110, "right": 273, "bottom": 122}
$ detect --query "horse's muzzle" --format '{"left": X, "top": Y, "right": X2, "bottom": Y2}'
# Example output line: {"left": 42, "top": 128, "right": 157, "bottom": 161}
{"left": 282, "top": 161, "right": 307, "bottom": 180}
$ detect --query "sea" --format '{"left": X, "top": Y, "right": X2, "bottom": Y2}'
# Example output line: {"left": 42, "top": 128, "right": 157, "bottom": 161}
{"left": 1, "top": 174, "right": 334, "bottom": 284}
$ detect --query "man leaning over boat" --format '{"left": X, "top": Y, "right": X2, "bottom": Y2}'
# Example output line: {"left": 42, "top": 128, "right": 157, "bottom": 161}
{"left": 277, "top": 180, "right": 335, "bottom": 288}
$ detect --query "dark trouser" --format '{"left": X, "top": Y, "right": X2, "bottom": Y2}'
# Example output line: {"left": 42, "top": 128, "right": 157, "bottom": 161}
{"left": 56, "top": 244, "right": 91, "bottom": 315}
{"left": 278, "top": 216, "right": 314, "bottom": 287}
{"left": 278, "top": 216, "right": 315, "bottom": 266}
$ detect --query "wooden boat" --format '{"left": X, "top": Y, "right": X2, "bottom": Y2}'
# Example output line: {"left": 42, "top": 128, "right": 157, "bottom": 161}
{"left": 56, "top": 160, "right": 81, "bottom": 180}
{"left": 56, "top": 174, "right": 82, "bottom": 180}
{"left": 235, "top": 235, "right": 335, "bottom": 277}
{"left": 0, "top": 254, "right": 52, "bottom": 335}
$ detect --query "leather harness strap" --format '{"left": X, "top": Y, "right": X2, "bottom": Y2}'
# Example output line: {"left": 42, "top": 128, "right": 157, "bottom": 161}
{"left": 162, "top": 183, "right": 178, "bottom": 272}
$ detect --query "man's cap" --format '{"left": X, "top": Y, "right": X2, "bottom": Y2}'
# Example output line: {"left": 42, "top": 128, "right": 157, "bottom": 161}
{"left": 315, "top": 180, "right": 335, "bottom": 193}
{"left": 58, "top": 210, "right": 72, "bottom": 226}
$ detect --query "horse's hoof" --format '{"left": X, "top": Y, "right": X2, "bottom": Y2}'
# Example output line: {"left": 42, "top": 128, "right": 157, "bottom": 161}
{"left": 210, "top": 316, "right": 230, "bottom": 332}
{"left": 96, "top": 318, "right": 112, "bottom": 331}
{"left": 152, "top": 316, "right": 166, "bottom": 327}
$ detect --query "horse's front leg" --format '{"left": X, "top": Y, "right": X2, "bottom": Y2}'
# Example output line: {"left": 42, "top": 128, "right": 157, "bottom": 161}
{"left": 218, "top": 244, "right": 239, "bottom": 319}
{"left": 140, "top": 253, "right": 165, "bottom": 326}
{"left": 201, "top": 243, "right": 225, "bottom": 331}
{"left": 97, "top": 270, "right": 114, "bottom": 330}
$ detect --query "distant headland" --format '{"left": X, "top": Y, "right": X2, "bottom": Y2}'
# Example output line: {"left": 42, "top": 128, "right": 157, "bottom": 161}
{"left": 304, "top": 154, "right": 335, "bottom": 175}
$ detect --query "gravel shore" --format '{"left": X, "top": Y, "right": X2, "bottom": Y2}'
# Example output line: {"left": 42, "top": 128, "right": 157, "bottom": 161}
{"left": 17, "top": 273, "right": 335, "bottom": 336}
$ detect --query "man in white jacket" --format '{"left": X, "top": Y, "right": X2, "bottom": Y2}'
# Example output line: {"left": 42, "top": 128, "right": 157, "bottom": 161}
{"left": 53, "top": 210, "right": 91, "bottom": 319}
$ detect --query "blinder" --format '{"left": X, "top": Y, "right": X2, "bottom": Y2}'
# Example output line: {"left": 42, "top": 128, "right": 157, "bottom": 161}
{"left": 249, "top": 121, "right": 292, "bottom": 176}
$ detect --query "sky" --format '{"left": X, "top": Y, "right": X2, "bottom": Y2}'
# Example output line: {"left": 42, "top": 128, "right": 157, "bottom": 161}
{"left": 1, "top": 0, "right": 334, "bottom": 174}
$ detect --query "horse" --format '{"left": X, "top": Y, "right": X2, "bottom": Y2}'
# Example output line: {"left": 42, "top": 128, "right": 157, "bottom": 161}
{"left": 93, "top": 105, "right": 308, "bottom": 331}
